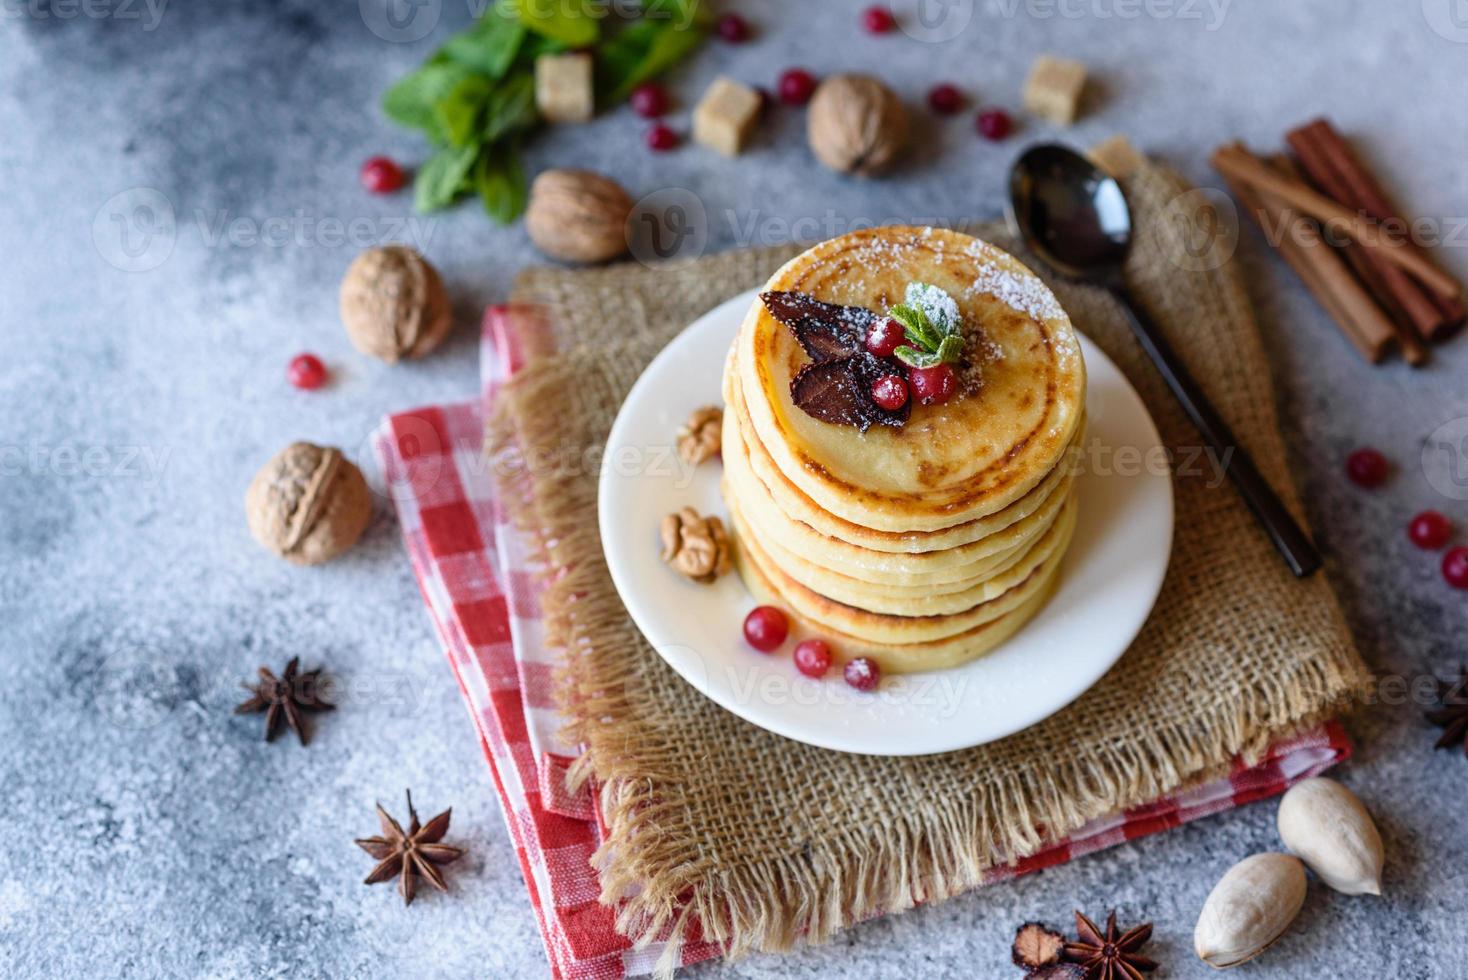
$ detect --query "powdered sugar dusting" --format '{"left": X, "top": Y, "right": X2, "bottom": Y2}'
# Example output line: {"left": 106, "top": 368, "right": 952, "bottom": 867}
{"left": 964, "top": 260, "right": 1065, "bottom": 324}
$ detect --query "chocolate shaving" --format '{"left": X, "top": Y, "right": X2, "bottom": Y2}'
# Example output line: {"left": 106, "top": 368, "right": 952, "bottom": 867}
{"left": 760, "top": 290, "right": 877, "bottom": 362}
{"left": 790, "top": 354, "right": 908, "bottom": 432}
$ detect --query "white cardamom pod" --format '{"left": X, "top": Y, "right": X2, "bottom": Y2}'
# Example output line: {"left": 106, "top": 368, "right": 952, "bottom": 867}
{"left": 1194, "top": 853, "right": 1306, "bottom": 968}
{"left": 1277, "top": 777, "right": 1384, "bottom": 896}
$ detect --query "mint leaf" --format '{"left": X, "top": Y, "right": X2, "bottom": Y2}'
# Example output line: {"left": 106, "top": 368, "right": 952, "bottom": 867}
{"left": 505, "top": 0, "right": 599, "bottom": 47}
{"left": 905, "top": 282, "right": 962, "bottom": 337}
{"left": 482, "top": 73, "right": 537, "bottom": 143}
{"left": 598, "top": 19, "right": 705, "bottom": 103}
{"left": 934, "top": 334, "right": 964, "bottom": 364}
{"left": 895, "top": 346, "right": 941, "bottom": 369}
{"left": 437, "top": 14, "right": 527, "bottom": 78}
{"left": 433, "top": 74, "right": 494, "bottom": 148}
{"left": 474, "top": 144, "right": 527, "bottom": 224}
{"left": 383, "top": 62, "right": 474, "bottom": 141}
{"left": 415, "top": 144, "right": 478, "bottom": 212}
{"left": 889, "top": 304, "right": 941, "bottom": 352}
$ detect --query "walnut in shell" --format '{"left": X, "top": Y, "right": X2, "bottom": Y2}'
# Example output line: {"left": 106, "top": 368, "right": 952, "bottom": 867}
{"left": 676, "top": 405, "right": 722, "bottom": 466}
{"left": 806, "top": 74, "right": 908, "bottom": 177}
{"left": 339, "top": 245, "right": 453, "bottom": 363}
{"left": 525, "top": 169, "right": 634, "bottom": 264}
{"left": 246, "top": 442, "right": 372, "bottom": 566}
{"left": 659, "top": 507, "right": 731, "bottom": 584}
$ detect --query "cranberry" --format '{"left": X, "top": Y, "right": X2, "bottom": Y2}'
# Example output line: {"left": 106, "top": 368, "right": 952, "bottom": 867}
{"left": 909, "top": 363, "right": 957, "bottom": 405}
{"left": 360, "top": 156, "right": 405, "bottom": 194}
{"left": 1409, "top": 510, "right": 1452, "bottom": 550}
{"left": 843, "top": 656, "right": 880, "bottom": 691}
{"left": 927, "top": 83, "right": 963, "bottom": 115}
{"left": 871, "top": 374, "right": 909, "bottom": 411}
{"left": 861, "top": 5, "right": 895, "bottom": 33}
{"left": 1345, "top": 448, "right": 1390, "bottom": 489}
{"left": 743, "top": 606, "right": 789, "bottom": 652}
{"left": 629, "top": 82, "right": 670, "bottom": 118}
{"left": 865, "top": 317, "right": 905, "bottom": 357}
{"left": 1444, "top": 547, "right": 1468, "bottom": 589}
{"left": 646, "top": 123, "right": 679, "bottom": 151}
{"left": 793, "top": 639, "right": 832, "bottom": 678}
{"left": 716, "top": 12, "right": 750, "bottom": 43}
{"left": 777, "top": 68, "right": 818, "bottom": 106}
{"left": 286, "top": 353, "right": 327, "bottom": 390}
{"left": 976, "top": 109, "right": 1013, "bottom": 141}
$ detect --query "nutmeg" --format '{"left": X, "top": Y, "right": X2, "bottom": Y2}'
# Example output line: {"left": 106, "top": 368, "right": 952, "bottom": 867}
{"left": 525, "top": 169, "right": 634, "bottom": 264}
{"left": 339, "top": 245, "right": 452, "bottom": 363}
{"left": 806, "top": 74, "right": 908, "bottom": 177}
{"left": 246, "top": 442, "right": 372, "bottom": 565}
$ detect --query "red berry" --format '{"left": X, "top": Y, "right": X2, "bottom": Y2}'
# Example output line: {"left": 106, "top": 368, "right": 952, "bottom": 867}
{"left": 793, "top": 639, "right": 832, "bottom": 678}
{"left": 1409, "top": 510, "right": 1452, "bottom": 550}
{"left": 743, "top": 606, "right": 789, "bottom": 652}
{"left": 646, "top": 123, "right": 678, "bottom": 151}
{"left": 871, "top": 374, "right": 909, "bottom": 411}
{"left": 1444, "top": 547, "right": 1468, "bottom": 589}
{"left": 629, "top": 82, "right": 669, "bottom": 118}
{"left": 928, "top": 83, "right": 963, "bottom": 115}
{"left": 909, "top": 363, "right": 957, "bottom": 405}
{"left": 1345, "top": 448, "right": 1390, "bottom": 489}
{"left": 286, "top": 353, "right": 327, "bottom": 390}
{"left": 777, "top": 68, "right": 818, "bottom": 105}
{"left": 843, "top": 656, "right": 880, "bottom": 691}
{"left": 716, "top": 12, "right": 750, "bottom": 42}
{"left": 865, "top": 318, "right": 905, "bottom": 357}
{"left": 360, "top": 156, "right": 405, "bottom": 194}
{"left": 977, "top": 109, "right": 1013, "bottom": 141}
{"left": 861, "top": 5, "right": 895, "bottom": 33}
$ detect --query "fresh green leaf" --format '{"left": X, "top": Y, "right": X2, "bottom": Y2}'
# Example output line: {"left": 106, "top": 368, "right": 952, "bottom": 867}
{"left": 505, "top": 0, "right": 599, "bottom": 47}
{"left": 415, "top": 144, "right": 479, "bottom": 212}
{"left": 383, "top": 62, "right": 475, "bottom": 140}
{"left": 905, "top": 282, "right": 962, "bottom": 337}
{"left": 597, "top": 19, "right": 706, "bottom": 104}
{"left": 934, "top": 334, "right": 964, "bottom": 364}
{"left": 895, "top": 346, "right": 941, "bottom": 369}
{"left": 513, "top": 30, "right": 571, "bottom": 68}
{"left": 474, "top": 144, "right": 527, "bottom": 224}
{"left": 889, "top": 304, "right": 941, "bottom": 352}
{"left": 482, "top": 73, "right": 537, "bottom": 143}
{"left": 437, "top": 14, "right": 527, "bottom": 79}
{"left": 643, "top": 0, "right": 709, "bottom": 30}
{"left": 433, "top": 74, "right": 494, "bottom": 148}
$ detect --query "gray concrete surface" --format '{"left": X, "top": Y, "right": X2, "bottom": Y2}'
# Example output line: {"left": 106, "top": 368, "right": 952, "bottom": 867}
{"left": 3, "top": 1, "right": 1467, "bottom": 976}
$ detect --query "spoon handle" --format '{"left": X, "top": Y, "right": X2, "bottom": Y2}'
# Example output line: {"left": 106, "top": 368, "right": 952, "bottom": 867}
{"left": 1110, "top": 285, "right": 1322, "bottom": 578}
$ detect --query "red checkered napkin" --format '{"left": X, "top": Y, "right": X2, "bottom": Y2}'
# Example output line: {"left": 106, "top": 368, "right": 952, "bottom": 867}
{"left": 366, "top": 306, "right": 1351, "bottom": 979}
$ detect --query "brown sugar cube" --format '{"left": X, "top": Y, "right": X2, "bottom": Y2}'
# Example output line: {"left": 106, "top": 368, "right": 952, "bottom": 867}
{"left": 1089, "top": 135, "right": 1145, "bottom": 179}
{"left": 693, "top": 77, "right": 763, "bottom": 156}
{"left": 1024, "top": 55, "right": 1088, "bottom": 126}
{"left": 535, "top": 53, "right": 593, "bottom": 124}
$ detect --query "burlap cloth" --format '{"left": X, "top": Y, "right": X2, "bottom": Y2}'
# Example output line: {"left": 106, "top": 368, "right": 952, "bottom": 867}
{"left": 487, "top": 161, "right": 1371, "bottom": 968}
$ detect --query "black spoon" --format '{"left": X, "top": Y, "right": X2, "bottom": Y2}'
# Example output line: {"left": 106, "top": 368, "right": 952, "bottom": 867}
{"left": 1008, "top": 144, "right": 1321, "bottom": 578}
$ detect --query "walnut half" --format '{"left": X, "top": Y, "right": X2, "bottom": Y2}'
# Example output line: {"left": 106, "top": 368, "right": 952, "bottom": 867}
{"left": 677, "top": 405, "right": 723, "bottom": 466}
{"left": 660, "top": 507, "right": 732, "bottom": 584}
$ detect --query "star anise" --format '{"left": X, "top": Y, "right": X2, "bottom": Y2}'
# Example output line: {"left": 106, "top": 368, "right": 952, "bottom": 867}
{"left": 355, "top": 790, "right": 466, "bottom": 905}
{"left": 233, "top": 656, "right": 333, "bottom": 744}
{"left": 1063, "top": 910, "right": 1158, "bottom": 980}
{"left": 1426, "top": 667, "right": 1468, "bottom": 757}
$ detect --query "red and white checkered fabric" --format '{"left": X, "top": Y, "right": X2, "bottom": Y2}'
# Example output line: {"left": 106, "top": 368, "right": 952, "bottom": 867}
{"left": 368, "top": 304, "right": 1351, "bottom": 979}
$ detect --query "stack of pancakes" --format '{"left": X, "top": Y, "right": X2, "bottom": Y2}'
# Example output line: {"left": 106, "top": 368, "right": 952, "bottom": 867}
{"left": 721, "top": 227, "right": 1088, "bottom": 674}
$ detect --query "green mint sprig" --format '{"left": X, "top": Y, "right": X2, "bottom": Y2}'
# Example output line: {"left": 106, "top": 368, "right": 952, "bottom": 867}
{"left": 382, "top": 0, "right": 708, "bottom": 223}
{"left": 889, "top": 282, "right": 965, "bottom": 369}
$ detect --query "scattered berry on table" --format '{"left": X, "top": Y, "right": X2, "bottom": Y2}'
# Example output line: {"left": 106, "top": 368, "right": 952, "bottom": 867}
{"left": 844, "top": 656, "right": 880, "bottom": 691}
{"left": 1409, "top": 510, "right": 1452, "bottom": 550}
{"left": 1345, "top": 447, "right": 1390, "bottom": 489}
{"left": 630, "top": 82, "right": 670, "bottom": 118}
{"left": 976, "top": 109, "right": 1013, "bottom": 141}
{"left": 865, "top": 317, "right": 905, "bottom": 357}
{"left": 777, "top": 68, "right": 818, "bottom": 106}
{"left": 927, "top": 83, "right": 964, "bottom": 115}
{"left": 909, "top": 363, "right": 957, "bottom": 405}
{"left": 743, "top": 606, "right": 789, "bottom": 652}
{"left": 716, "top": 13, "right": 750, "bottom": 43}
{"left": 861, "top": 5, "right": 896, "bottom": 34}
{"left": 1444, "top": 547, "right": 1468, "bottom": 589}
{"left": 793, "top": 639, "right": 833, "bottom": 678}
{"left": 360, "top": 156, "right": 405, "bottom": 194}
{"left": 287, "top": 353, "right": 327, "bottom": 390}
{"left": 646, "top": 123, "right": 679, "bottom": 151}
{"left": 871, "top": 374, "right": 909, "bottom": 411}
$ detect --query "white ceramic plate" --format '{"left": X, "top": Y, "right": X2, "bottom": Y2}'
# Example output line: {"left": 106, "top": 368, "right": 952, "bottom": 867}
{"left": 599, "top": 290, "right": 1172, "bottom": 756}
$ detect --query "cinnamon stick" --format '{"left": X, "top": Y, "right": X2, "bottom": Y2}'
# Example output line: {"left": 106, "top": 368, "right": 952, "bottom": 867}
{"left": 1211, "top": 144, "right": 1462, "bottom": 300}
{"left": 1288, "top": 118, "right": 1465, "bottom": 339}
